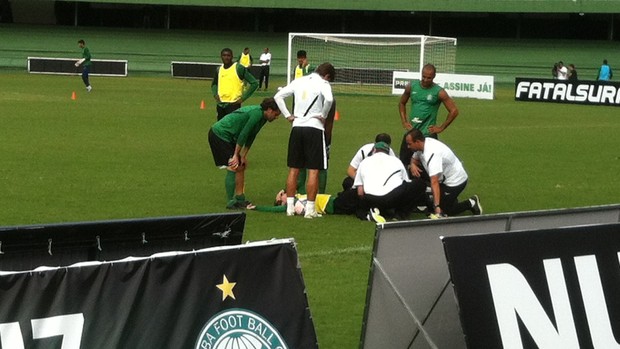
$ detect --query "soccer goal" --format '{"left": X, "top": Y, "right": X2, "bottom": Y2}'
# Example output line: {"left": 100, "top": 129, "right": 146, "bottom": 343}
{"left": 287, "top": 33, "right": 457, "bottom": 95}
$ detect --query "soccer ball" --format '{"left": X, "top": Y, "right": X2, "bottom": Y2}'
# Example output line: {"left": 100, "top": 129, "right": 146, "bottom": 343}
{"left": 294, "top": 199, "right": 306, "bottom": 215}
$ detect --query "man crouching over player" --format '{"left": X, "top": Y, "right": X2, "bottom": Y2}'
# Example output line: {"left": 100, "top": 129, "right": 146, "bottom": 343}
{"left": 208, "top": 98, "right": 281, "bottom": 209}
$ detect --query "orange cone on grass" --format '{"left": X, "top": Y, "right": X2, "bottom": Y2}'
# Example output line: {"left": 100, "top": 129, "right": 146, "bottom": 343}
{"left": 71, "top": 91, "right": 76, "bottom": 100}
{"left": 200, "top": 100, "right": 206, "bottom": 109}
{"left": 334, "top": 110, "right": 340, "bottom": 121}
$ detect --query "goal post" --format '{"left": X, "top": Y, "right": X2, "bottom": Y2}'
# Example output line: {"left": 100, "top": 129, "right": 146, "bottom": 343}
{"left": 287, "top": 33, "right": 457, "bottom": 95}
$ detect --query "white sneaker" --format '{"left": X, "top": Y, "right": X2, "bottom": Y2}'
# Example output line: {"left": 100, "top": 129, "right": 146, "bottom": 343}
{"left": 86, "top": 85, "right": 92, "bottom": 92}
{"left": 286, "top": 209, "right": 295, "bottom": 216}
{"left": 304, "top": 210, "right": 321, "bottom": 219}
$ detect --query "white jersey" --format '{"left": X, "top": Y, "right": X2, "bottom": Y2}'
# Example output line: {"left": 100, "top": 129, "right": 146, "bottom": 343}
{"left": 557, "top": 66, "right": 568, "bottom": 80}
{"left": 350, "top": 143, "right": 397, "bottom": 170}
{"left": 413, "top": 138, "right": 468, "bottom": 187}
{"left": 274, "top": 72, "right": 333, "bottom": 130}
{"left": 354, "top": 152, "right": 409, "bottom": 196}
{"left": 259, "top": 52, "right": 271, "bottom": 66}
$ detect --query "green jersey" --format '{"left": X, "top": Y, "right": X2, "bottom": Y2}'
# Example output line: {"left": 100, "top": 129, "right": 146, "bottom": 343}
{"left": 82, "top": 46, "right": 92, "bottom": 66}
{"left": 211, "top": 105, "right": 266, "bottom": 148}
{"left": 409, "top": 80, "right": 442, "bottom": 136}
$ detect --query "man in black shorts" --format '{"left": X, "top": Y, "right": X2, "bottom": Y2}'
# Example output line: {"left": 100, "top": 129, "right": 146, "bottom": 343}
{"left": 274, "top": 62, "right": 335, "bottom": 218}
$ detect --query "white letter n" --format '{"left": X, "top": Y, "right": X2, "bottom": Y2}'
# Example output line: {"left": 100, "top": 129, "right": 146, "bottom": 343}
{"left": 486, "top": 260, "right": 578, "bottom": 349}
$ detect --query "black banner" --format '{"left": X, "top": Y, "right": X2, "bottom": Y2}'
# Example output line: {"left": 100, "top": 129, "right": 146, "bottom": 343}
{"left": 0, "top": 239, "right": 317, "bottom": 349}
{"left": 28, "top": 57, "right": 127, "bottom": 76}
{"left": 443, "top": 223, "right": 620, "bottom": 349}
{"left": 515, "top": 78, "right": 620, "bottom": 106}
{"left": 0, "top": 213, "right": 245, "bottom": 271}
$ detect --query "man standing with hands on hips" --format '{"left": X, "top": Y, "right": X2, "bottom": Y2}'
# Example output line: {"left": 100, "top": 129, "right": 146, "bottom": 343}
{"left": 211, "top": 48, "right": 258, "bottom": 121}
{"left": 274, "top": 62, "right": 335, "bottom": 219}
{"left": 398, "top": 63, "right": 459, "bottom": 167}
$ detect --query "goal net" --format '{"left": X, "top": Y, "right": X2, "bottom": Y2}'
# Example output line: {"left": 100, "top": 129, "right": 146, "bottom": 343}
{"left": 287, "top": 33, "right": 457, "bottom": 95}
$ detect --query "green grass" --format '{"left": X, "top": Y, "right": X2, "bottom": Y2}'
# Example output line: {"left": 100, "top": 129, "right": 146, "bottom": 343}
{"left": 1, "top": 71, "right": 619, "bottom": 348}
{"left": 1, "top": 24, "right": 620, "bottom": 349}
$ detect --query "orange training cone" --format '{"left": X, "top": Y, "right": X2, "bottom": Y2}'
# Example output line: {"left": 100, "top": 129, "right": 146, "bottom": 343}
{"left": 334, "top": 110, "right": 340, "bottom": 121}
{"left": 200, "top": 100, "right": 206, "bottom": 109}
{"left": 71, "top": 91, "right": 76, "bottom": 100}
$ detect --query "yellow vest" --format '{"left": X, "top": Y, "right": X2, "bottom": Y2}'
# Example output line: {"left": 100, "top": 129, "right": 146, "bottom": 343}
{"left": 294, "top": 65, "right": 308, "bottom": 80}
{"left": 217, "top": 63, "right": 243, "bottom": 103}
{"left": 296, "top": 194, "right": 331, "bottom": 214}
{"left": 239, "top": 53, "right": 251, "bottom": 68}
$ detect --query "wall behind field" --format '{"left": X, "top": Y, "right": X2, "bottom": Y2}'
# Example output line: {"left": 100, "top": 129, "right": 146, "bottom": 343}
{"left": 4, "top": 1, "right": 620, "bottom": 40}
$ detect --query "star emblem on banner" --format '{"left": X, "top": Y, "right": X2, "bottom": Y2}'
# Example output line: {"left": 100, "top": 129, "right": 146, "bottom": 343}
{"left": 216, "top": 275, "right": 237, "bottom": 301}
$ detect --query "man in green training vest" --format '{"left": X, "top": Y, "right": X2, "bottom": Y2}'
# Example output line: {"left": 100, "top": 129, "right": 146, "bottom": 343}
{"left": 211, "top": 48, "right": 259, "bottom": 121}
{"left": 75, "top": 39, "right": 92, "bottom": 92}
{"left": 208, "top": 98, "right": 281, "bottom": 209}
{"left": 397, "top": 63, "right": 459, "bottom": 167}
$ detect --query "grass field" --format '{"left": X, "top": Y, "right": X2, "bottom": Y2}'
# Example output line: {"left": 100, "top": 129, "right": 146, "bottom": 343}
{"left": 1, "top": 24, "right": 620, "bottom": 349}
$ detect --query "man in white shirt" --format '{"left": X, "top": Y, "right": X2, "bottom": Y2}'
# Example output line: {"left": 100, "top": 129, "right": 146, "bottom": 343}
{"left": 405, "top": 128, "right": 482, "bottom": 217}
{"left": 274, "top": 62, "right": 335, "bottom": 218}
{"left": 258, "top": 47, "right": 271, "bottom": 90}
{"left": 556, "top": 61, "right": 569, "bottom": 80}
{"left": 354, "top": 141, "right": 425, "bottom": 221}
{"left": 342, "top": 133, "right": 396, "bottom": 190}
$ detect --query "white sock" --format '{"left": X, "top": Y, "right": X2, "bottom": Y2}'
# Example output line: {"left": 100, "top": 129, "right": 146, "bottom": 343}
{"left": 287, "top": 197, "right": 295, "bottom": 212}
{"left": 306, "top": 201, "right": 316, "bottom": 213}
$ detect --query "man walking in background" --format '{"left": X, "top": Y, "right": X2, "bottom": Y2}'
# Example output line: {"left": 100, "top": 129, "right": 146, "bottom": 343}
{"left": 211, "top": 48, "right": 258, "bottom": 121}
{"left": 75, "top": 39, "right": 92, "bottom": 92}
{"left": 274, "top": 62, "right": 335, "bottom": 219}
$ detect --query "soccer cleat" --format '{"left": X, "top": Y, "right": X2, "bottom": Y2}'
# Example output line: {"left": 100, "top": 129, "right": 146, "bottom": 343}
{"left": 470, "top": 195, "right": 483, "bottom": 215}
{"left": 304, "top": 210, "right": 321, "bottom": 219}
{"left": 86, "top": 85, "right": 92, "bottom": 92}
{"left": 226, "top": 200, "right": 253, "bottom": 210}
{"left": 367, "top": 208, "right": 386, "bottom": 223}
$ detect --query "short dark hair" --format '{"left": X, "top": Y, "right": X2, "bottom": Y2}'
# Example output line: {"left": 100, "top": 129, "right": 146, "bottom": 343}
{"left": 422, "top": 63, "right": 436, "bottom": 75}
{"left": 374, "top": 133, "right": 392, "bottom": 145}
{"left": 221, "top": 48, "right": 233, "bottom": 55}
{"left": 78, "top": 39, "right": 85, "bottom": 45}
{"left": 406, "top": 128, "right": 425, "bottom": 142}
{"left": 315, "top": 62, "right": 336, "bottom": 82}
{"left": 296, "top": 50, "right": 307, "bottom": 59}
{"left": 604, "top": 59, "right": 608, "bottom": 64}
{"left": 260, "top": 97, "right": 279, "bottom": 111}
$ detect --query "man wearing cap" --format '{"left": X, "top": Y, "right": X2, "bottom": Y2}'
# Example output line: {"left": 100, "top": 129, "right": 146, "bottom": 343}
{"left": 353, "top": 141, "right": 426, "bottom": 222}
{"left": 342, "top": 133, "right": 397, "bottom": 191}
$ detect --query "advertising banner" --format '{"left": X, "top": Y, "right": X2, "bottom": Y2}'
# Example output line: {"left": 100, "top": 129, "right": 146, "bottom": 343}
{"left": 0, "top": 239, "right": 317, "bottom": 349}
{"left": 0, "top": 213, "right": 245, "bottom": 271}
{"left": 515, "top": 78, "right": 620, "bottom": 106}
{"left": 392, "top": 71, "right": 494, "bottom": 99}
{"left": 443, "top": 223, "right": 620, "bottom": 349}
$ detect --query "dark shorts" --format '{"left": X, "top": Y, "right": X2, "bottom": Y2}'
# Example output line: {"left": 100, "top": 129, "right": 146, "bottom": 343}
{"left": 217, "top": 103, "right": 240, "bottom": 121}
{"left": 208, "top": 129, "right": 234, "bottom": 167}
{"left": 287, "top": 127, "right": 327, "bottom": 170}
